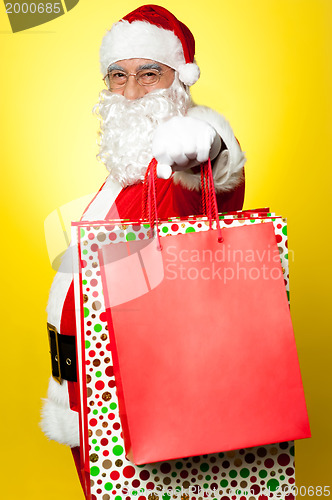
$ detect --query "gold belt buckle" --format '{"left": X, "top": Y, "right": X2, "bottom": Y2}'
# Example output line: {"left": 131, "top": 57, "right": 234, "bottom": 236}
{"left": 47, "top": 322, "right": 62, "bottom": 384}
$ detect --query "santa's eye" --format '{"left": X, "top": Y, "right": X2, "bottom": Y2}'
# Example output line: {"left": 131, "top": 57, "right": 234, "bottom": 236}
{"left": 137, "top": 70, "right": 160, "bottom": 85}
{"left": 109, "top": 71, "right": 127, "bottom": 82}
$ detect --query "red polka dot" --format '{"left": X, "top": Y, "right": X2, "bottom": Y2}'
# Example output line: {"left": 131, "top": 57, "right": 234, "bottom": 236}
{"left": 100, "top": 438, "right": 108, "bottom": 446}
{"left": 110, "top": 470, "right": 120, "bottom": 480}
{"left": 95, "top": 380, "right": 105, "bottom": 390}
{"left": 88, "top": 233, "right": 95, "bottom": 240}
{"left": 103, "top": 450, "right": 109, "bottom": 456}
{"left": 132, "top": 479, "right": 140, "bottom": 488}
{"left": 171, "top": 224, "right": 179, "bottom": 231}
{"left": 81, "top": 260, "right": 87, "bottom": 268}
{"left": 123, "top": 465, "right": 136, "bottom": 478}
{"left": 250, "top": 484, "right": 260, "bottom": 494}
{"left": 264, "top": 458, "right": 274, "bottom": 468}
{"left": 105, "top": 366, "right": 114, "bottom": 377}
{"left": 90, "top": 279, "right": 98, "bottom": 287}
{"left": 224, "top": 219, "right": 234, "bottom": 225}
{"left": 277, "top": 453, "right": 290, "bottom": 466}
{"left": 139, "top": 470, "right": 150, "bottom": 480}
{"left": 99, "top": 312, "right": 107, "bottom": 322}
{"left": 108, "top": 413, "right": 115, "bottom": 420}
{"left": 106, "top": 343, "right": 112, "bottom": 351}
{"left": 113, "top": 422, "right": 121, "bottom": 430}
{"left": 89, "top": 418, "right": 97, "bottom": 426}
{"left": 276, "top": 234, "right": 282, "bottom": 243}
{"left": 146, "top": 482, "right": 155, "bottom": 490}
{"left": 91, "top": 243, "right": 99, "bottom": 252}
{"left": 160, "top": 462, "right": 171, "bottom": 474}
{"left": 108, "top": 380, "right": 116, "bottom": 388}
{"left": 109, "top": 232, "right": 117, "bottom": 241}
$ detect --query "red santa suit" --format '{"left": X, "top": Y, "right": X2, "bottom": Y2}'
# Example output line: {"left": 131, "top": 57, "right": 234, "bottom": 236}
{"left": 40, "top": 4, "right": 246, "bottom": 488}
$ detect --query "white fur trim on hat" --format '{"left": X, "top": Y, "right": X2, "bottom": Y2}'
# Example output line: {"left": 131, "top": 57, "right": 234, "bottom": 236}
{"left": 100, "top": 20, "right": 200, "bottom": 86}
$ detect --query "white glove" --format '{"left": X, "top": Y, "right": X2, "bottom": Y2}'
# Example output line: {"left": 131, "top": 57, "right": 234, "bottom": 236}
{"left": 152, "top": 116, "right": 221, "bottom": 179}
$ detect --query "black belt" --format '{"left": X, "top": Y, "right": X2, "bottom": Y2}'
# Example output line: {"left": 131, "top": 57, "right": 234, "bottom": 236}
{"left": 47, "top": 323, "right": 77, "bottom": 383}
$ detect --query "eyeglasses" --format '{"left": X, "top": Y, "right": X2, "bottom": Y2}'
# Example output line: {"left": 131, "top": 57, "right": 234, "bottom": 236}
{"left": 103, "top": 67, "right": 172, "bottom": 90}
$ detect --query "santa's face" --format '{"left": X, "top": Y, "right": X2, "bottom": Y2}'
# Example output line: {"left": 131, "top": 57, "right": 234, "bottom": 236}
{"left": 94, "top": 59, "right": 192, "bottom": 187}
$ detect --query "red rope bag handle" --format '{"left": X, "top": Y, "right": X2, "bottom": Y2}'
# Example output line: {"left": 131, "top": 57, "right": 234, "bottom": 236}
{"left": 142, "top": 158, "right": 223, "bottom": 247}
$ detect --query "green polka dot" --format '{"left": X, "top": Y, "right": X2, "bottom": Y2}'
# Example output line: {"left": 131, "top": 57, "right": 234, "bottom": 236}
{"left": 85, "top": 340, "right": 91, "bottom": 349}
{"left": 94, "top": 323, "right": 102, "bottom": 332}
{"left": 92, "top": 439, "right": 97, "bottom": 444}
{"left": 282, "top": 225, "right": 287, "bottom": 236}
{"left": 175, "top": 462, "right": 183, "bottom": 469}
{"left": 220, "top": 479, "right": 228, "bottom": 487}
{"left": 280, "top": 475, "right": 285, "bottom": 480}
{"left": 110, "top": 402, "right": 117, "bottom": 410}
{"left": 96, "top": 371, "right": 102, "bottom": 377}
{"left": 84, "top": 307, "right": 89, "bottom": 318}
{"left": 250, "top": 219, "right": 255, "bottom": 223}
{"left": 259, "top": 470, "right": 268, "bottom": 478}
{"left": 113, "top": 445, "right": 123, "bottom": 456}
{"left": 93, "top": 409, "right": 98, "bottom": 415}
{"left": 240, "top": 468, "right": 250, "bottom": 478}
{"left": 185, "top": 227, "right": 195, "bottom": 233}
{"left": 143, "top": 224, "right": 150, "bottom": 228}
{"left": 104, "top": 482, "right": 113, "bottom": 491}
{"left": 200, "top": 463, "right": 209, "bottom": 472}
{"left": 162, "top": 226, "right": 169, "bottom": 233}
{"left": 126, "top": 232, "right": 136, "bottom": 241}
{"left": 101, "top": 407, "right": 108, "bottom": 414}
{"left": 82, "top": 279, "right": 87, "bottom": 285}
{"left": 267, "top": 479, "right": 280, "bottom": 492}
{"left": 229, "top": 469, "right": 237, "bottom": 478}
{"left": 83, "top": 249, "right": 88, "bottom": 255}
{"left": 95, "top": 446, "right": 100, "bottom": 451}
{"left": 205, "top": 475, "right": 211, "bottom": 481}
{"left": 152, "top": 468, "right": 158, "bottom": 474}
{"left": 115, "top": 496, "right": 122, "bottom": 500}
{"left": 112, "top": 436, "right": 118, "bottom": 443}
{"left": 218, "top": 452, "right": 224, "bottom": 458}
{"left": 290, "top": 445, "right": 294, "bottom": 456}
{"left": 90, "top": 466, "right": 99, "bottom": 476}
{"left": 80, "top": 229, "right": 85, "bottom": 238}
{"left": 285, "top": 253, "right": 288, "bottom": 259}
{"left": 171, "top": 472, "right": 177, "bottom": 477}
{"left": 203, "top": 483, "right": 209, "bottom": 489}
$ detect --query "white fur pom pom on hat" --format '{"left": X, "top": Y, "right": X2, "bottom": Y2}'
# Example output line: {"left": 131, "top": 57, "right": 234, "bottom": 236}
{"left": 100, "top": 4, "right": 200, "bottom": 87}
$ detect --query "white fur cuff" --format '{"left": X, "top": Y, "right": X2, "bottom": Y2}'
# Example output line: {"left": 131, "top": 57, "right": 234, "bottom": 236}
{"left": 40, "top": 378, "right": 80, "bottom": 448}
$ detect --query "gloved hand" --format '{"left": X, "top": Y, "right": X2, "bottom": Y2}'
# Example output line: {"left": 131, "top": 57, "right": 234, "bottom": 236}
{"left": 152, "top": 116, "right": 221, "bottom": 179}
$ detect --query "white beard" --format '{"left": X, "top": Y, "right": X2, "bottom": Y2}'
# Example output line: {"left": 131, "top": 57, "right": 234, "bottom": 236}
{"left": 93, "top": 76, "right": 192, "bottom": 187}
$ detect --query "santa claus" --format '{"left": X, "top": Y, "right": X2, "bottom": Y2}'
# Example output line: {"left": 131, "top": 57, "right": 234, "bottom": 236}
{"left": 41, "top": 3, "right": 246, "bottom": 488}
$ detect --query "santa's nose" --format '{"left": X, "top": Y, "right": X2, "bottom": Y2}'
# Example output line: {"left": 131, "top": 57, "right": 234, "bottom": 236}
{"left": 123, "top": 75, "right": 147, "bottom": 101}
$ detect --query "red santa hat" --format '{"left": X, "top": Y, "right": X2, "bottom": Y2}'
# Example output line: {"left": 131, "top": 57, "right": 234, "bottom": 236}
{"left": 100, "top": 4, "right": 200, "bottom": 87}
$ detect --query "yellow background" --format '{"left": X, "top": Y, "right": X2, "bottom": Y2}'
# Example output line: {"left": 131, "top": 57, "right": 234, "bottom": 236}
{"left": 1, "top": 0, "right": 331, "bottom": 498}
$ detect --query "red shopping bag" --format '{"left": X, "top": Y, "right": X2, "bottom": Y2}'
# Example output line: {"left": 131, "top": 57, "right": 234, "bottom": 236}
{"left": 98, "top": 160, "right": 310, "bottom": 465}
